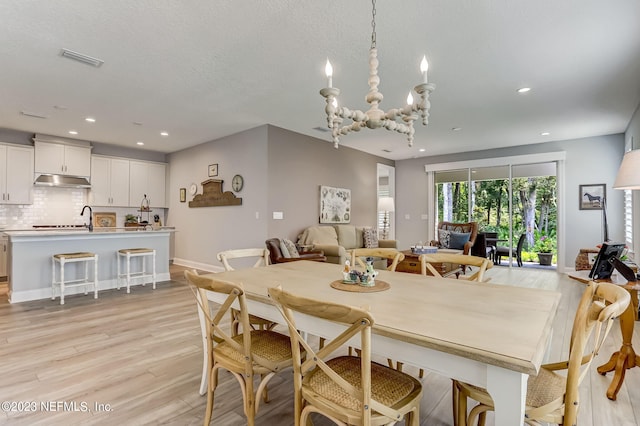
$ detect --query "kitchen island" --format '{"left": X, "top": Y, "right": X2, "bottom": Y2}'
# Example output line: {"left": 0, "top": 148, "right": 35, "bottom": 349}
{"left": 4, "top": 228, "right": 174, "bottom": 303}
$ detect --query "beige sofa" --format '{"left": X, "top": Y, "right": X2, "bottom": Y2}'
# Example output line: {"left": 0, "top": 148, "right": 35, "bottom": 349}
{"left": 297, "top": 225, "right": 397, "bottom": 265}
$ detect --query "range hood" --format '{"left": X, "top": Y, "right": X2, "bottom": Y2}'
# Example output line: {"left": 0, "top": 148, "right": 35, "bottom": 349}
{"left": 34, "top": 174, "right": 91, "bottom": 188}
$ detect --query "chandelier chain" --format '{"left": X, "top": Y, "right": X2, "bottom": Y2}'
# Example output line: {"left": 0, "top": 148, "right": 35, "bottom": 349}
{"left": 371, "top": 0, "right": 377, "bottom": 49}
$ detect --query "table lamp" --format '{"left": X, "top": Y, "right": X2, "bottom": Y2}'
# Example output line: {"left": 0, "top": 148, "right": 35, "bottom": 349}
{"left": 378, "top": 196, "right": 395, "bottom": 239}
{"left": 614, "top": 149, "right": 640, "bottom": 190}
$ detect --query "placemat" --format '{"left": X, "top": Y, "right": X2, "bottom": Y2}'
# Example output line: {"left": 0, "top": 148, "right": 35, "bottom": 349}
{"left": 330, "top": 280, "right": 390, "bottom": 293}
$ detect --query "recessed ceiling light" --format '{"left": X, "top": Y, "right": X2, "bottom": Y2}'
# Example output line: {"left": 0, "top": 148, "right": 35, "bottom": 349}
{"left": 68, "top": 130, "right": 78, "bottom": 135}
{"left": 136, "top": 141, "right": 144, "bottom": 146}
{"left": 85, "top": 117, "right": 96, "bottom": 123}
{"left": 541, "top": 132, "right": 550, "bottom": 136}
{"left": 451, "top": 127, "right": 462, "bottom": 131}
{"left": 419, "top": 148, "right": 426, "bottom": 152}
{"left": 160, "top": 131, "right": 169, "bottom": 137}
{"left": 517, "top": 87, "right": 531, "bottom": 93}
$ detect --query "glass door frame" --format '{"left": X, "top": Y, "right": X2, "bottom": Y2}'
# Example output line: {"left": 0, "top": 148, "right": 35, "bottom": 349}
{"left": 425, "top": 152, "right": 566, "bottom": 271}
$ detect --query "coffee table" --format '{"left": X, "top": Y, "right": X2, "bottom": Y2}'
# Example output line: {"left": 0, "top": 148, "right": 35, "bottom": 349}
{"left": 395, "top": 249, "right": 463, "bottom": 276}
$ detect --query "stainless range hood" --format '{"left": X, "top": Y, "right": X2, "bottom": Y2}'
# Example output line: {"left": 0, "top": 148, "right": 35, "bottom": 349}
{"left": 34, "top": 174, "right": 91, "bottom": 188}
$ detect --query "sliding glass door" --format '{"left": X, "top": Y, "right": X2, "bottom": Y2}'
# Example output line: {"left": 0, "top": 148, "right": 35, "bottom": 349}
{"left": 434, "top": 161, "right": 557, "bottom": 268}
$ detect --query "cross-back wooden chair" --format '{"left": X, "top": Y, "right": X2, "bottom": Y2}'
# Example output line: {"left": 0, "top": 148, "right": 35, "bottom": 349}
{"left": 349, "top": 248, "right": 405, "bottom": 272}
{"left": 452, "top": 281, "right": 630, "bottom": 426}
{"left": 217, "top": 248, "right": 277, "bottom": 336}
{"left": 419, "top": 253, "right": 493, "bottom": 282}
{"left": 185, "top": 271, "right": 295, "bottom": 426}
{"left": 268, "top": 286, "right": 422, "bottom": 426}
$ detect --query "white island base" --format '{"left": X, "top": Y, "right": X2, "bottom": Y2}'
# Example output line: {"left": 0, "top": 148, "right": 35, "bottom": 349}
{"left": 5, "top": 229, "right": 173, "bottom": 303}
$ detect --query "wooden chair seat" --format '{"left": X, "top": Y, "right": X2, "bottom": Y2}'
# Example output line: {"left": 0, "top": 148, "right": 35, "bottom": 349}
{"left": 304, "top": 356, "right": 421, "bottom": 415}
{"left": 452, "top": 282, "right": 630, "bottom": 426}
{"left": 269, "top": 286, "right": 422, "bottom": 426}
{"left": 185, "top": 271, "right": 295, "bottom": 425}
{"left": 215, "top": 330, "right": 294, "bottom": 370}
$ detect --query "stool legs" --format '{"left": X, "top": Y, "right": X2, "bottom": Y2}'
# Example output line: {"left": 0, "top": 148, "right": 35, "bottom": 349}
{"left": 117, "top": 249, "right": 156, "bottom": 293}
{"left": 52, "top": 253, "right": 98, "bottom": 305}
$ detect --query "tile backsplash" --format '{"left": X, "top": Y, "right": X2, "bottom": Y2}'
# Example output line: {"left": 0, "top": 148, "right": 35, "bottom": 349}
{"left": 0, "top": 188, "right": 165, "bottom": 229}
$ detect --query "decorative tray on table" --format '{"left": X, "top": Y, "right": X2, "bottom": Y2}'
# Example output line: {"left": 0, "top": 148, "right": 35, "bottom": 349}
{"left": 330, "top": 280, "right": 390, "bottom": 293}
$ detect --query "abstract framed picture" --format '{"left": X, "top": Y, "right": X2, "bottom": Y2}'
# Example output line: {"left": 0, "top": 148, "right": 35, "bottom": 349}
{"left": 319, "top": 185, "right": 351, "bottom": 223}
{"left": 179, "top": 187, "right": 186, "bottom": 203}
{"left": 579, "top": 184, "right": 605, "bottom": 210}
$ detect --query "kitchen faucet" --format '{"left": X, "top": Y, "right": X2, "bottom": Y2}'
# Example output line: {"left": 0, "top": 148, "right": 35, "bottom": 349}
{"left": 81, "top": 205, "right": 93, "bottom": 232}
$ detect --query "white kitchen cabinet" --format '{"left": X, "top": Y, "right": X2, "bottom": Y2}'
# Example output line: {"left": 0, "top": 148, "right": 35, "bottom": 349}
{"left": 90, "top": 156, "right": 130, "bottom": 207}
{"left": 0, "top": 144, "right": 34, "bottom": 205}
{"left": 0, "top": 235, "right": 7, "bottom": 278}
{"left": 34, "top": 141, "right": 91, "bottom": 177}
{"left": 129, "top": 161, "right": 167, "bottom": 208}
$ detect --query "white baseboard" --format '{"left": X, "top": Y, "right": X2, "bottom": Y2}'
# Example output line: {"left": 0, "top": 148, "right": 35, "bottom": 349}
{"left": 9, "top": 272, "right": 170, "bottom": 304}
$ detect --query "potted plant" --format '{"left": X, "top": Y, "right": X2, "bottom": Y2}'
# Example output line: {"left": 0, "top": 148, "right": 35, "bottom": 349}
{"left": 533, "top": 230, "right": 555, "bottom": 265}
{"left": 124, "top": 214, "right": 139, "bottom": 228}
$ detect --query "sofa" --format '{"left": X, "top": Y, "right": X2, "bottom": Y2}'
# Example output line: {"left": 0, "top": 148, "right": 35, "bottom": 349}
{"left": 296, "top": 224, "right": 397, "bottom": 265}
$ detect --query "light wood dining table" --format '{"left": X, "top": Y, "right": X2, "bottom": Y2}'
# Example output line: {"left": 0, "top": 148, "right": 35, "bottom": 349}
{"left": 201, "top": 260, "right": 561, "bottom": 426}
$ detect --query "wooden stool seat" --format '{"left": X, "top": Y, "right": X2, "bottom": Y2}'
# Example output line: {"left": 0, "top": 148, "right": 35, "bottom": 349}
{"left": 117, "top": 248, "right": 156, "bottom": 293}
{"left": 52, "top": 252, "right": 98, "bottom": 305}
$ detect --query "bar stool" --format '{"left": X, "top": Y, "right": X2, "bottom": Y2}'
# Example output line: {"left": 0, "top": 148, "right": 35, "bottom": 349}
{"left": 51, "top": 252, "right": 99, "bottom": 305}
{"left": 117, "top": 248, "right": 156, "bottom": 293}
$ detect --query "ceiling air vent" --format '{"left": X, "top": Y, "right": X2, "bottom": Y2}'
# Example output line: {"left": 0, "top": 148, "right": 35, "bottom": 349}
{"left": 60, "top": 48, "right": 104, "bottom": 67}
{"left": 382, "top": 149, "right": 392, "bottom": 153}
{"left": 313, "top": 126, "right": 330, "bottom": 133}
{"left": 20, "top": 111, "right": 48, "bottom": 119}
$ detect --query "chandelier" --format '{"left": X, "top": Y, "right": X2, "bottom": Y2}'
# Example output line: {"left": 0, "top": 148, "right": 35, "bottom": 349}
{"left": 320, "top": 0, "right": 436, "bottom": 149}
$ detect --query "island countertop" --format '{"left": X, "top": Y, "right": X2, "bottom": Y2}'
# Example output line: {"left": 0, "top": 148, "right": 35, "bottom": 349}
{"left": 6, "top": 228, "right": 173, "bottom": 303}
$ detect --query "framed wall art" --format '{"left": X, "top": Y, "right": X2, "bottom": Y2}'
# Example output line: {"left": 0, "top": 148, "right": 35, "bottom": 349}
{"left": 208, "top": 163, "right": 218, "bottom": 177}
{"left": 579, "top": 184, "right": 605, "bottom": 210}
{"left": 319, "top": 185, "right": 351, "bottom": 223}
{"left": 179, "top": 187, "right": 186, "bottom": 203}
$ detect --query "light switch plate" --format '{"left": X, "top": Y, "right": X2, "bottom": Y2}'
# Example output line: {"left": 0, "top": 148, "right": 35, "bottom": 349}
{"left": 273, "top": 211, "right": 284, "bottom": 220}
{"left": 405, "top": 214, "right": 410, "bottom": 220}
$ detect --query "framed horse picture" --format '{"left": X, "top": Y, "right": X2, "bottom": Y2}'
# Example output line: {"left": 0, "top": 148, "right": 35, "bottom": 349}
{"left": 579, "top": 184, "right": 606, "bottom": 210}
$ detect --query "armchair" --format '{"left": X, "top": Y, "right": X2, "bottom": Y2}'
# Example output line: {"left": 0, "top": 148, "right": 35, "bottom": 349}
{"left": 430, "top": 221, "right": 478, "bottom": 255}
{"left": 265, "top": 238, "right": 326, "bottom": 264}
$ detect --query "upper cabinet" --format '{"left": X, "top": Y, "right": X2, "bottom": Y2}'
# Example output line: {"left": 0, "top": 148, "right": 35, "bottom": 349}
{"left": 90, "top": 155, "right": 130, "bottom": 207}
{"left": 34, "top": 141, "right": 91, "bottom": 177}
{"left": 129, "top": 160, "right": 167, "bottom": 208}
{"left": 0, "top": 144, "right": 34, "bottom": 205}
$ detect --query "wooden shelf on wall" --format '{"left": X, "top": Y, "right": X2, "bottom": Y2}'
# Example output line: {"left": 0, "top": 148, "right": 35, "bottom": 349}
{"left": 188, "top": 179, "right": 242, "bottom": 208}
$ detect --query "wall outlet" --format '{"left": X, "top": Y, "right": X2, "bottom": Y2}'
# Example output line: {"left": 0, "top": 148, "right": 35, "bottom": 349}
{"left": 255, "top": 212, "right": 259, "bottom": 219}
{"left": 405, "top": 214, "right": 410, "bottom": 220}
{"left": 273, "top": 211, "right": 284, "bottom": 220}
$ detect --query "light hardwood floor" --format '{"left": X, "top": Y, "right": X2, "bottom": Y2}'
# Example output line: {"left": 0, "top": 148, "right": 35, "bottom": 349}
{"left": 0, "top": 265, "right": 639, "bottom": 425}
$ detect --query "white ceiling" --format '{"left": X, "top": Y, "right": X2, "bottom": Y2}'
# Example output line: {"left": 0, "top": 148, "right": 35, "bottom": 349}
{"left": 1, "top": 0, "right": 639, "bottom": 160}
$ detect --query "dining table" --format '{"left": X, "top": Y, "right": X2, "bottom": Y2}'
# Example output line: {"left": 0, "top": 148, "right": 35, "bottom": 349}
{"left": 201, "top": 260, "right": 561, "bottom": 426}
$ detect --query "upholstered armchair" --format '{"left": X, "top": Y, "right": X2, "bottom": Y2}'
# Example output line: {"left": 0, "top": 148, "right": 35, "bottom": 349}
{"left": 430, "top": 221, "right": 478, "bottom": 255}
{"left": 265, "top": 238, "right": 326, "bottom": 264}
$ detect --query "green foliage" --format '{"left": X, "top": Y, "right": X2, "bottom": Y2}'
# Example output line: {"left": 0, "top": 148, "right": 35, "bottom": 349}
{"left": 532, "top": 230, "right": 556, "bottom": 253}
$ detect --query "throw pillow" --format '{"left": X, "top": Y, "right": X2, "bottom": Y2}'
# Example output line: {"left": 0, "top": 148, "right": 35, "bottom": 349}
{"left": 449, "top": 232, "right": 471, "bottom": 250}
{"left": 279, "top": 239, "right": 291, "bottom": 258}
{"left": 282, "top": 238, "right": 300, "bottom": 258}
{"left": 438, "top": 229, "right": 451, "bottom": 248}
{"left": 363, "top": 227, "right": 379, "bottom": 248}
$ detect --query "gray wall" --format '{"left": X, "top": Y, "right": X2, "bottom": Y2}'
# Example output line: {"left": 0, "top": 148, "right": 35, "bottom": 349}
{"left": 395, "top": 134, "right": 625, "bottom": 271}
{"left": 266, "top": 125, "right": 393, "bottom": 240}
{"left": 166, "top": 125, "right": 393, "bottom": 271}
